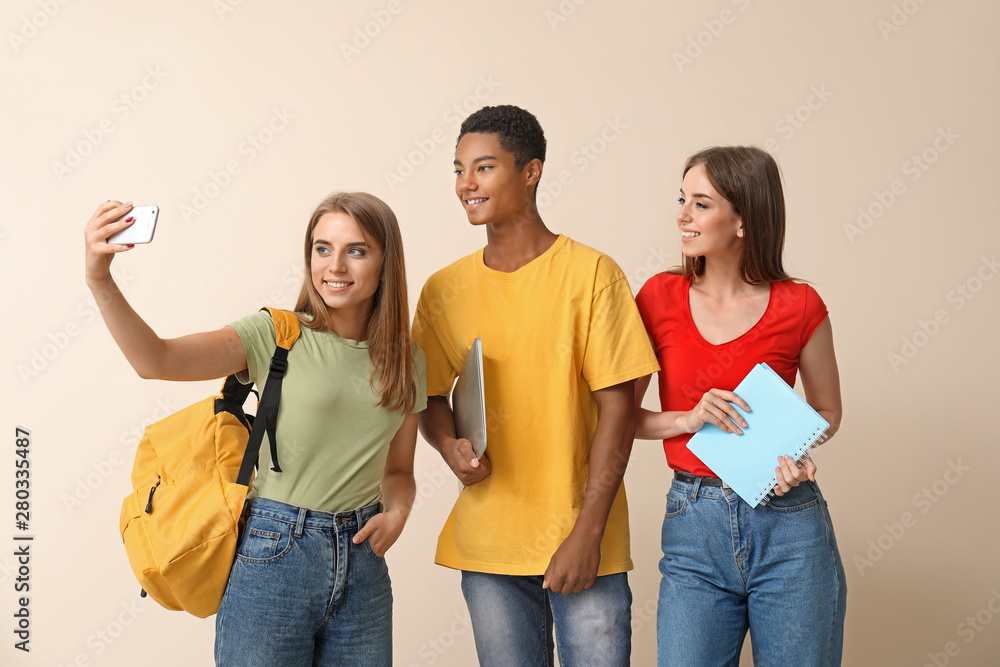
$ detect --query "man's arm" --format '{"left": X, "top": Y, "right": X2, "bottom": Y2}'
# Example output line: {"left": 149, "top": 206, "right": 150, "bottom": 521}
{"left": 543, "top": 380, "right": 635, "bottom": 594}
{"left": 419, "top": 396, "right": 492, "bottom": 486}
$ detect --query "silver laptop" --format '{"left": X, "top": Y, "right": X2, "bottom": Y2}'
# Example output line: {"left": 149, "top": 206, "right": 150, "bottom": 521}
{"left": 452, "top": 338, "right": 487, "bottom": 458}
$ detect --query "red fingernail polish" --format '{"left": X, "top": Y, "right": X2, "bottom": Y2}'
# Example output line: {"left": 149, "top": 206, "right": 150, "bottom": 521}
{"left": 125, "top": 216, "right": 134, "bottom": 222}
{"left": 127, "top": 244, "right": 134, "bottom": 248}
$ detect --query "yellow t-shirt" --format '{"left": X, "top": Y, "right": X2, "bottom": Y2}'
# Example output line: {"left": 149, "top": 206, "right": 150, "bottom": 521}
{"left": 412, "top": 235, "right": 660, "bottom": 575}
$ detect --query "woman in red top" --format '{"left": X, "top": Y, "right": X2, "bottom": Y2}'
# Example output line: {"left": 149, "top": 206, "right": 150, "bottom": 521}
{"left": 635, "top": 146, "right": 846, "bottom": 666}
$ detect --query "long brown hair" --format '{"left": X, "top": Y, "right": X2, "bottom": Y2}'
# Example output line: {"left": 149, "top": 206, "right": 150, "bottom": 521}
{"left": 674, "top": 146, "right": 790, "bottom": 284}
{"left": 294, "top": 192, "right": 416, "bottom": 413}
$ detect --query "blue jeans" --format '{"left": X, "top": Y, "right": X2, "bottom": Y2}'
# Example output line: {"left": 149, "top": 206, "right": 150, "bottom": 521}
{"left": 215, "top": 497, "right": 391, "bottom": 666}
{"left": 461, "top": 571, "right": 632, "bottom": 667}
{"left": 657, "top": 477, "right": 846, "bottom": 667}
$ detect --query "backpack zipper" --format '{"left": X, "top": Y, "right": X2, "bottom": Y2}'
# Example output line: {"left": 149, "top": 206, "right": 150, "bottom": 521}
{"left": 144, "top": 476, "right": 161, "bottom": 514}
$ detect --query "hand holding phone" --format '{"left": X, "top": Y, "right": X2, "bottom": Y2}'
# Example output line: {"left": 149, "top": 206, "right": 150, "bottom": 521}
{"left": 107, "top": 205, "right": 158, "bottom": 244}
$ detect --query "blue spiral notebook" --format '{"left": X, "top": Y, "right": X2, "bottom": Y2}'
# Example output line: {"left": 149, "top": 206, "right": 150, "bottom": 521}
{"left": 685, "top": 363, "right": 829, "bottom": 508}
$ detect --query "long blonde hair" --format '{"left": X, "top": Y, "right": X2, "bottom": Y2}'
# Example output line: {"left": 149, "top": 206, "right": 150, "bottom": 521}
{"left": 294, "top": 192, "right": 416, "bottom": 413}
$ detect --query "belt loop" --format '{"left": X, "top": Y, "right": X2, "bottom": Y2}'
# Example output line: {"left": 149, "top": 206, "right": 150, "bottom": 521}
{"left": 358, "top": 502, "right": 374, "bottom": 527}
{"left": 690, "top": 476, "right": 702, "bottom": 504}
{"left": 294, "top": 507, "right": 307, "bottom": 538}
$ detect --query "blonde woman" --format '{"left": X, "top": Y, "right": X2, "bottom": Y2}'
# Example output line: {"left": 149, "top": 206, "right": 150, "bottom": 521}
{"left": 84, "top": 193, "right": 426, "bottom": 666}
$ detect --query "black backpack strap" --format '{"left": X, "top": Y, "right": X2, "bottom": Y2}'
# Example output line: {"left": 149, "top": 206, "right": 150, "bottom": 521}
{"left": 261, "top": 346, "right": 289, "bottom": 473}
{"left": 216, "top": 375, "right": 254, "bottom": 430}
{"left": 236, "top": 395, "right": 267, "bottom": 486}
{"left": 236, "top": 308, "right": 301, "bottom": 486}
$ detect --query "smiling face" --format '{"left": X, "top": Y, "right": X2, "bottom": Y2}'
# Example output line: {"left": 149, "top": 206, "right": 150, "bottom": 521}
{"left": 453, "top": 132, "right": 539, "bottom": 226}
{"left": 676, "top": 163, "right": 744, "bottom": 260}
{"left": 309, "top": 211, "right": 383, "bottom": 322}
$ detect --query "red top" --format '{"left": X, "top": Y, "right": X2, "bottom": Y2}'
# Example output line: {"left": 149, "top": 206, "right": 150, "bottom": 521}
{"left": 635, "top": 273, "right": 828, "bottom": 477}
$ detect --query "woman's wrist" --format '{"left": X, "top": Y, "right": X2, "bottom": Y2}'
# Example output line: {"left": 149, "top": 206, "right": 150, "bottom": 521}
{"left": 677, "top": 410, "right": 696, "bottom": 435}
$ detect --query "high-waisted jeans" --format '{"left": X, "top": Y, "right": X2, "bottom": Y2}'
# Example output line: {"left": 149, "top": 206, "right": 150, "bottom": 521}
{"left": 657, "top": 478, "right": 847, "bottom": 667}
{"left": 215, "top": 497, "right": 390, "bottom": 666}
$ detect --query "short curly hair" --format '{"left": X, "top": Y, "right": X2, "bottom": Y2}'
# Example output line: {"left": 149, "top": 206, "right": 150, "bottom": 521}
{"left": 457, "top": 105, "right": 546, "bottom": 172}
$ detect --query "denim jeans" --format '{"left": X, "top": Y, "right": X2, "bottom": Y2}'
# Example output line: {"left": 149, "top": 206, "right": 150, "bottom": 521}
{"left": 657, "top": 477, "right": 846, "bottom": 667}
{"left": 461, "top": 571, "right": 632, "bottom": 667}
{"left": 215, "top": 497, "right": 391, "bottom": 666}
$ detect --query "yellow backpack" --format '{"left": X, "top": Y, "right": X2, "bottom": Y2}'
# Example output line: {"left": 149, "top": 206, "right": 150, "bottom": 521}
{"left": 119, "top": 307, "right": 300, "bottom": 618}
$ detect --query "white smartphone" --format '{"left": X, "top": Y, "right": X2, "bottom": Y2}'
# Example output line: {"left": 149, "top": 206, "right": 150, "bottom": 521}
{"left": 107, "top": 205, "right": 158, "bottom": 244}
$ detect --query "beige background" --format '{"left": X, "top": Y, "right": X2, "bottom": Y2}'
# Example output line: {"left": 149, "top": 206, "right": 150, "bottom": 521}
{"left": 2, "top": 0, "right": 998, "bottom": 665}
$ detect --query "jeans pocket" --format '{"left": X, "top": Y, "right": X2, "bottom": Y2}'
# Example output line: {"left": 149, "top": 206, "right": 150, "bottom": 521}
{"left": 361, "top": 536, "right": 385, "bottom": 560}
{"left": 236, "top": 518, "right": 293, "bottom": 563}
{"left": 764, "top": 481, "right": 820, "bottom": 513}
{"left": 664, "top": 487, "right": 689, "bottom": 519}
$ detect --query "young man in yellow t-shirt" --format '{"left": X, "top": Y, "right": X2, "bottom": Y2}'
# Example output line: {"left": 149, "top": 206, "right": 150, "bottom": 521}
{"left": 412, "top": 105, "right": 659, "bottom": 666}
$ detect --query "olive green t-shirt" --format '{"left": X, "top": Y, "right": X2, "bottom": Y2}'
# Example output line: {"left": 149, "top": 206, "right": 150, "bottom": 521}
{"left": 229, "top": 311, "right": 427, "bottom": 513}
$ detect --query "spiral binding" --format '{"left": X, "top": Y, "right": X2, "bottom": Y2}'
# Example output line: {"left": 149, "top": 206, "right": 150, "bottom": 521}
{"left": 753, "top": 427, "right": 829, "bottom": 507}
